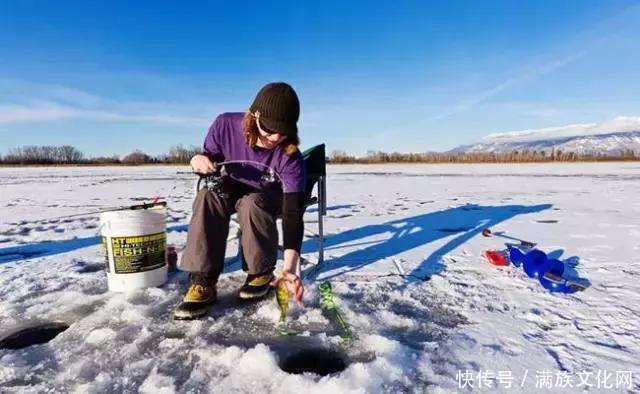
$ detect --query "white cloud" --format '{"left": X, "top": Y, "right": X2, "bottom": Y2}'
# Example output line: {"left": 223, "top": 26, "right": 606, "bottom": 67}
{"left": 0, "top": 79, "right": 212, "bottom": 126}
{"left": 0, "top": 103, "right": 77, "bottom": 123}
{"left": 431, "top": 4, "right": 640, "bottom": 121}
{"left": 484, "top": 116, "right": 640, "bottom": 143}
{"left": 0, "top": 102, "right": 210, "bottom": 125}
{"left": 0, "top": 79, "right": 103, "bottom": 104}
{"left": 432, "top": 50, "right": 588, "bottom": 121}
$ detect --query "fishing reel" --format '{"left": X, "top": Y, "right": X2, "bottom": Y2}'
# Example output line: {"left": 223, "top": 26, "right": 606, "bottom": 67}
{"left": 201, "top": 174, "right": 229, "bottom": 199}
{"left": 194, "top": 160, "right": 281, "bottom": 199}
{"left": 261, "top": 167, "right": 277, "bottom": 183}
{"left": 195, "top": 166, "right": 229, "bottom": 199}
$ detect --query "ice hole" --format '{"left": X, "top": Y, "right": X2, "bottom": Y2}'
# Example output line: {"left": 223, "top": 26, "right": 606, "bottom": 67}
{"left": 279, "top": 348, "right": 348, "bottom": 376}
{"left": 77, "top": 264, "right": 104, "bottom": 273}
{"left": 0, "top": 322, "right": 70, "bottom": 350}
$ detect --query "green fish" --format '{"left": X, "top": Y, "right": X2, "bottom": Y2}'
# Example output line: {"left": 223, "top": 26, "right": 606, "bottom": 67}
{"left": 319, "top": 281, "right": 354, "bottom": 342}
{"left": 276, "top": 277, "right": 289, "bottom": 323}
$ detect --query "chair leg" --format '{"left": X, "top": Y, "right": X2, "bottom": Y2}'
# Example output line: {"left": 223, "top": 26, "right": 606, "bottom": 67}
{"left": 317, "top": 175, "right": 326, "bottom": 265}
{"left": 318, "top": 206, "right": 324, "bottom": 265}
{"left": 321, "top": 176, "right": 327, "bottom": 215}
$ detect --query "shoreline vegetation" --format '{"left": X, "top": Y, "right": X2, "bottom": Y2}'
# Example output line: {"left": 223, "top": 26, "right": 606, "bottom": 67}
{"left": 1, "top": 145, "right": 638, "bottom": 167}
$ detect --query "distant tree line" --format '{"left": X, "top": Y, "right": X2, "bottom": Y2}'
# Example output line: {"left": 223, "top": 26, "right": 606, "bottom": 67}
{"left": 2, "top": 145, "right": 638, "bottom": 165}
{"left": 0, "top": 144, "right": 201, "bottom": 165}
{"left": 328, "top": 149, "right": 639, "bottom": 164}
{"left": 1, "top": 145, "right": 85, "bottom": 165}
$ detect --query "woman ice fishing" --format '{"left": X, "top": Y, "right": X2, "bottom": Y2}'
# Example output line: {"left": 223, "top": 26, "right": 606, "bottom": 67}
{"left": 174, "top": 82, "right": 306, "bottom": 320}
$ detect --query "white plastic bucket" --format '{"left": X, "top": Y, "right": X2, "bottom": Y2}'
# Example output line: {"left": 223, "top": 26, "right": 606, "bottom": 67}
{"left": 100, "top": 206, "right": 168, "bottom": 292}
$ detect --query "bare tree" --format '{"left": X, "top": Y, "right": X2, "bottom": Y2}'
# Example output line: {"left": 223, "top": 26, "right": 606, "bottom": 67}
{"left": 57, "top": 145, "right": 84, "bottom": 163}
{"left": 122, "top": 150, "right": 154, "bottom": 165}
{"left": 3, "top": 145, "right": 85, "bottom": 164}
{"left": 92, "top": 155, "right": 121, "bottom": 164}
{"left": 329, "top": 150, "right": 354, "bottom": 163}
{"left": 166, "top": 144, "right": 201, "bottom": 164}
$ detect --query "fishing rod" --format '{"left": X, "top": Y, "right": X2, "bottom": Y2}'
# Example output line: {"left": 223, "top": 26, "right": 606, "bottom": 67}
{"left": 12, "top": 160, "right": 277, "bottom": 226}
{"left": 177, "top": 159, "right": 284, "bottom": 183}
{"left": 9, "top": 201, "right": 167, "bottom": 226}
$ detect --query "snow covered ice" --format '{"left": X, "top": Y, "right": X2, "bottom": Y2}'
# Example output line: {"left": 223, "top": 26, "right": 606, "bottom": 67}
{"left": 1, "top": 163, "right": 639, "bottom": 392}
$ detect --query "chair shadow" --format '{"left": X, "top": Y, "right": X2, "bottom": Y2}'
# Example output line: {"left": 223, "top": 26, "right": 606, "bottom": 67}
{"left": 1, "top": 203, "right": 557, "bottom": 291}
{"left": 302, "top": 203, "right": 553, "bottom": 282}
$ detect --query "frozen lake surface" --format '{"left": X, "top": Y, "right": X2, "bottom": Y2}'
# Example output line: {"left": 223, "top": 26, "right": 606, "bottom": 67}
{"left": 1, "top": 163, "right": 639, "bottom": 392}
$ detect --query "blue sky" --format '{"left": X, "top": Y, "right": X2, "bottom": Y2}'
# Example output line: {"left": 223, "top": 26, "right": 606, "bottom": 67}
{"left": 1, "top": 1, "right": 639, "bottom": 156}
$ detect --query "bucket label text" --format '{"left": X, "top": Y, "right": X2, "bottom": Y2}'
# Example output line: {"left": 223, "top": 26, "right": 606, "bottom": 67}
{"left": 108, "top": 232, "right": 166, "bottom": 274}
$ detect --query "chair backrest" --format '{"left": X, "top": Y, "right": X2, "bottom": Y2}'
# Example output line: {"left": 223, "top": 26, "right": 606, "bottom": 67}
{"left": 301, "top": 144, "right": 326, "bottom": 205}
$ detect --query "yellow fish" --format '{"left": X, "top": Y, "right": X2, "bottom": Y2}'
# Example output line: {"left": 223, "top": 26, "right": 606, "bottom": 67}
{"left": 275, "top": 276, "right": 289, "bottom": 322}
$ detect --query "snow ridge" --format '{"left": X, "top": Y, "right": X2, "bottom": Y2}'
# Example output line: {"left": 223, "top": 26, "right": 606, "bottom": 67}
{"left": 452, "top": 116, "right": 640, "bottom": 155}
{"left": 454, "top": 131, "right": 640, "bottom": 156}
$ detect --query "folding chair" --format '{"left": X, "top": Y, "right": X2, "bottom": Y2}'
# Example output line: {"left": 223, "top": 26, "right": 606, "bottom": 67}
{"left": 298, "top": 143, "right": 327, "bottom": 265}
{"left": 197, "top": 144, "right": 327, "bottom": 271}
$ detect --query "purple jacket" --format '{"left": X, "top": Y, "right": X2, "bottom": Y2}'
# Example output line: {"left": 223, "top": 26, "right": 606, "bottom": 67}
{"left": 203, "top": 112, "right": 305, "bottom": 193}
{"left": 203, "top": 112, "right": 306, "bottom": 252}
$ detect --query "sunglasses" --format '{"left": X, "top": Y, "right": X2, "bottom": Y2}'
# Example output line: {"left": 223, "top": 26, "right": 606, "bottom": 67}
{"left": 255, "top": 113, "right": 282, "bottom": 136}
{"left": 258, "top": 119, "right": 282, "bottom": 136}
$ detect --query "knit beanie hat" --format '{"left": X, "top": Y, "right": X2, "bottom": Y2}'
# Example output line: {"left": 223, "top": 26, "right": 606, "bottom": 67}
{"left": 249, "top": 82, "right": 300, "bottom": 137}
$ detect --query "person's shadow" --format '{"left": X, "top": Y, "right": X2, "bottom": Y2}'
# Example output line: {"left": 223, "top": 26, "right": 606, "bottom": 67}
{"left": 1, "top": 203, "right": 553, "bottom": 286}
{"left": 0, "top": 225, "right": 190, "bottom": 264}
{"left": 303, "top": 203, "right": 552, "bottom": 281}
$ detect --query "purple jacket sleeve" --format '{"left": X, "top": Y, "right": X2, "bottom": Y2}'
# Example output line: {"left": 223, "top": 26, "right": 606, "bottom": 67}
{"left": 279, "top": 151, "right": 305, "bottom": 193}
{"left": 203, "top": 115, "right": 225, "bottom": 163}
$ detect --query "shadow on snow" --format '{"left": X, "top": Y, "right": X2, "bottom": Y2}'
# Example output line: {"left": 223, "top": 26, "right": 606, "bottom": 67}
{"left": 0, "top": 225, "right": 189, "bottom": 264}
{"left": 1, "top": 203, "right": 552, "bottom": 284}
{"left": 301, "top": 203, "right": 553, "bottom": 282}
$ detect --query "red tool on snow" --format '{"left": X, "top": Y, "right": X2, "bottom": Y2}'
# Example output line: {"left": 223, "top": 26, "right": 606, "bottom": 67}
{"left": 483, "top": 250, "right": 510, "bottom": 266}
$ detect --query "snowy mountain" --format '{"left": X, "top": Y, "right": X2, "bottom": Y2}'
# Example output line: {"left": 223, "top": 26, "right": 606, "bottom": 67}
{"left": 452, "top": 116, "right": 640, "bottom": 156}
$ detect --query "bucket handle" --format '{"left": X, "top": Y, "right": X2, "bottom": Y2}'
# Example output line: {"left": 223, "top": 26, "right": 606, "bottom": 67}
{"left": 96, "top": 221, "right": 108, "bottom": 235}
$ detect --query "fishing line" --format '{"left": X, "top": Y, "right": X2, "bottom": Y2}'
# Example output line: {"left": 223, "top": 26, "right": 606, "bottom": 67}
{"left": 7, "top": 201, "right": 167, "bottom": 226}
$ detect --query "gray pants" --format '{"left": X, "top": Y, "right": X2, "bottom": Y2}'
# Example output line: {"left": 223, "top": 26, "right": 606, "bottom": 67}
{"left": 180, "top": 181, "right": 282, "bottom": 284}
